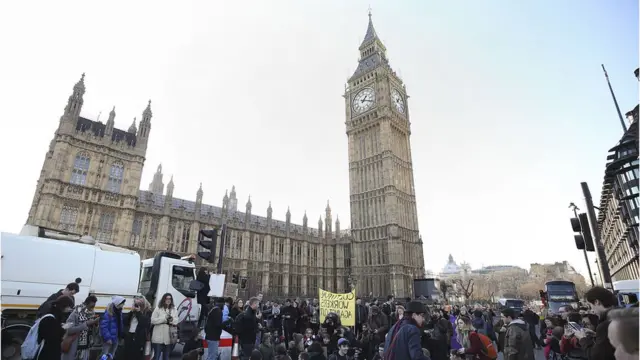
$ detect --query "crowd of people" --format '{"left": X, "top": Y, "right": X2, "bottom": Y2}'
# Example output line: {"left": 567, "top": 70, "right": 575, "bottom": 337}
{"left": 24, "top": 274, "right": 640, "bottom": 360}
{"left": 197, "top": 285, "right": 640, "bottom": 360}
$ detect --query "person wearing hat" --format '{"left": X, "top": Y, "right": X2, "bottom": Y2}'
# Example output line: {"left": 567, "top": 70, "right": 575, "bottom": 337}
{"left": 383, "top": 301, "right": 430, "bottom": 360}
{"left": 328, "top": 338, "right": 351, "bottom": 360}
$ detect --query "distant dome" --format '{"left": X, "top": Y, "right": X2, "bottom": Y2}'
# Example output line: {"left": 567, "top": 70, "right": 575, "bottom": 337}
{"left": 441, "top": 254, "right": 461, "bottom": 274}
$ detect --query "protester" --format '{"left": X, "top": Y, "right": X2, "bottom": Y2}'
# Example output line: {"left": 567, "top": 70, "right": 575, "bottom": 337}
{"left": 124, "top": 297, "right": 152, "bottom": 360}
{"left": 501, "top": 307, "right": 534, "bottom": 360}
{"left": 62, "top": 295, "right": 99, "bottom": 360}
{"left": 38, "top": 295, "right": 75, "bottom": 359}
{"left": 100, "top": 295, "right": 126, "bottom": 357}
{"left": 607, "top": 306, "right": 639, "bottom": 360}
{"left": 37, "top": 282, "right": 80, "bottom": 318}
{"left": 237, "top": 297, "right": 261, "bottom": 360}
{"left": 150, "top": 293, "right": 179, "bottom": 360}
{"left": 383, "top": 300, "right": 429, "bottom": 360}
{"left": 575, "top": 286, "right": 617, "bottom": 360}
{"left": 205, "top": 297, "right": 224, "bottom": 360}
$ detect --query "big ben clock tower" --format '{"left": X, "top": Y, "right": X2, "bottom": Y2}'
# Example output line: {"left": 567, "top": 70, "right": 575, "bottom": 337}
{"left": 345, "top": 12, "right": 425, "bottom": 298}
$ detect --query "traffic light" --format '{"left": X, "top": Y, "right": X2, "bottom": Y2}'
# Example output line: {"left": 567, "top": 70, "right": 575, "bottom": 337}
{"left": 570, "top": 213, "right": 595, "bottom": 252}
{"left": 240, "top": 277, "right": 247, "bottom": 289}
{"left": 231, "top": 273, "right": 239, "bottom": 284}
{"left": 198, "top": 228, "right": 218, "bottom": 263}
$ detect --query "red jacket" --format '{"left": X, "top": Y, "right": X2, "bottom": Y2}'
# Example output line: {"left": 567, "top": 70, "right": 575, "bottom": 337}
{"left": 463, "top": 331, "right": 492, "bottom": 360}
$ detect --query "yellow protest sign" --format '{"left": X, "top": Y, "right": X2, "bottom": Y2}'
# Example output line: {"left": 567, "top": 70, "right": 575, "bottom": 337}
{"left": 318, "top": 288, "right": 356, "bottom": 326}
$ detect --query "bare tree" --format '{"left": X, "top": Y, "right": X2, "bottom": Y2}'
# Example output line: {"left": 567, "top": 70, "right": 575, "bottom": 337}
{"left": 485, "top": 275, "right": 499, "bottom": 301}
{"left": 440, "top": 279, "right": 450, "bottom": 303}
{"left": 453, "top": 277, "right": 475, "bottom": 300}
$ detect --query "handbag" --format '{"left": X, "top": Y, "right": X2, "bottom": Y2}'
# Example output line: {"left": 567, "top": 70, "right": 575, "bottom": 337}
{"left": 169, "top": 325, "right": 179, "bottom": 345}
{"left": 61, "top": 333, "right": 80, "bottom": 353}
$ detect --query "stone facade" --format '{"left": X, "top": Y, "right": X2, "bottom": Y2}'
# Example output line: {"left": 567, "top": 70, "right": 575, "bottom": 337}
{"left": 345, "top": 13, "right": 425, "bottom": 298}
{"left": 27, "top": 14, "right": 425, "bottom": 299}
{"left": 529, "top": 261, "right": 586, "bottom": 285}
{"left": 597, "top": 97, "right": 639, "bottom": 282}
{"left": 27, "top": 80, "right": 353, "bottom": 297}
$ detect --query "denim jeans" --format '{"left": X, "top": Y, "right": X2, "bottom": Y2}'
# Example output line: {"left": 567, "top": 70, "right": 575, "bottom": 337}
{"left": 152, "top": 343, "right": 171, "bottom": 360}
{"left": 207, "top": 340, "right": 219, "bottom": 360}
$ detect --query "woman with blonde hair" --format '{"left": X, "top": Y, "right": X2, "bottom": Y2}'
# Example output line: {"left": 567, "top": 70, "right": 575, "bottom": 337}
{"left": 124, "top": 297, "right": 153, "bottom": 360}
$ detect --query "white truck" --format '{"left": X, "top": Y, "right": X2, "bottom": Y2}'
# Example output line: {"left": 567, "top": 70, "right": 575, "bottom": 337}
{"left": 1, "top": 225, "right": 231, "bottom": 360}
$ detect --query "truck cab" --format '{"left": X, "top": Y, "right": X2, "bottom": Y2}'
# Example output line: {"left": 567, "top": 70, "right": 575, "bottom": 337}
{"left": 613, "top": 280, "right": 639, "bottom": 307}
{"left": 139, "top": 252, "right": 201, "bottom": 338}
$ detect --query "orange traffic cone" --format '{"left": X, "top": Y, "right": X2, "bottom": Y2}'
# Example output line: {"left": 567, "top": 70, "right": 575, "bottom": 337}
{"left": 231, "top": 336, "right": 240, "bottom": 360}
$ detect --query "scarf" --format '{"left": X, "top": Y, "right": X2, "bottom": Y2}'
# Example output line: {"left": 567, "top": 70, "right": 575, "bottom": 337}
{"left": 383, "top": 317, "right": 415, "bottom": 360}
{"left": 75, "top": 305, "right": 94, "bottom": 348}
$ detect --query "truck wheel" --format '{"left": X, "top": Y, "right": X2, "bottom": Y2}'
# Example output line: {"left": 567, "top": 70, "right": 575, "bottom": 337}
{"left": 1, "top": 326, "right": 29, "bottom": 360}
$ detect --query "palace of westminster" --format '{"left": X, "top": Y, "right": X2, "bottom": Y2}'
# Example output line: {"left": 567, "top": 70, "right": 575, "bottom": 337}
{"left": 26, "top": 14, "right": 426, "bottom": 298}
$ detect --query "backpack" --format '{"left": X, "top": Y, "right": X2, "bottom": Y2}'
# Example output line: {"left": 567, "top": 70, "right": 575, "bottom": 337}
{"left": 21, "top": 314, "right": 54, "bottom": 360}
{"left": 473, "top": 331, "right": 497, "bottom": 360}
{"left": 232, "top": 312, "right": 244, "bottom": 334}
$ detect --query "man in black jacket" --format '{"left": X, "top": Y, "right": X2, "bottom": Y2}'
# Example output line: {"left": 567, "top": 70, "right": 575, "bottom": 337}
{"left": 281, "top": 299, "right": 298, "bottom": 346}
{"left": 237, "top": 297, "right": 260, "bottom": 360}
{"left": 205, "top": 297, "right": 224, "bottom": 360}
{"left": 355, "top": 297, "right": 368, "bottom": 336}
{"left": 522, "top": 306, "right": 543, "bottom": 348}
{"left": 36, "top": 281, "right": 80, "bottom": 317}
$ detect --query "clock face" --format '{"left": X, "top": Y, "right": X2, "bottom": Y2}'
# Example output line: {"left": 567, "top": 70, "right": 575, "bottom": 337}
{"left": 391, "top": 89, "right": 405, "bottom": 113}
{"left": 352, "top": 88, "right": 375, "bottom": 114}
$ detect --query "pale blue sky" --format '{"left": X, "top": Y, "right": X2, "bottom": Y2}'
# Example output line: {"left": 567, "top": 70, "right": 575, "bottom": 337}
{"left": 0, "top": 1, "right": 637, "bottom": 279}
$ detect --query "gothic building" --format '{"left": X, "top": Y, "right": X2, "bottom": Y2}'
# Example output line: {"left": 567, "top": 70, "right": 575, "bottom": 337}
{"left": 26, "top": 13, "right": 424, "bottom": 298}
{"left": 345, "top": 12, "right": 425, "bottom": 297}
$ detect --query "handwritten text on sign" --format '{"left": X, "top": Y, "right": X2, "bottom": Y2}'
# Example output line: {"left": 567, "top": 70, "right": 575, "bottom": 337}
{"left": 318, "top": 288, "right": 356, "bottom": 326}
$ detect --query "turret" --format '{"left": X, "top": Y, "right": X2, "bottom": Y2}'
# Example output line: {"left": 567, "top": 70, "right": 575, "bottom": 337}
{"left": 195, "top": 183, "right": 203, "bottom": 220}
{"left": 58, "top": 73, "right": 86, "bottom": 133}
{"left": 166, "top": 176, "right": 174, "bottom": 198}
{"left": 137, "top": 100, "right": 152, "bottom": 151}
{"left": 325, "top": 200, "right": 332, "bottom": 238}
{"left": 229, "top": 186, "right": 238, "bottom": 213}
{"left": 267, "top": 201, "right": 273, "bottom": 220}
{"left": 148, "top": 164, "right": 164, "bottom": 194}
{"left": 318, "top": 216, "right": 323, "bottom": 238}
{"left": 196, "top": 183, "right": 203, "bottom": 204}
{"left": 164, "top": 175, "right": 174, "bottom": 213}
{"left": 128, "top": 117, "right": 137, "bottom": 134}
{"left": 335, "top": 216, "right": 341, "bottom": 237}
{"left": 222, "top": 190, "right": 229, "bottom": 212}
{"left": 105, "top": 106, "right": 116, "bottom": 137}
{"left": 286, "top": 206, "right": 291, "bottom": 224}
{"left": 245, "top": 196, "right": 252, "bottom": 223}
{"left": 244, "top": 195, "right": 252, "bottom": 228}
{"left": 303, "top": 211, "right": 308, "bottom": 232}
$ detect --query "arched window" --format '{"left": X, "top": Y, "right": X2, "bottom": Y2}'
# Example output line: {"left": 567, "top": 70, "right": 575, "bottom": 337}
{"left": 107, "top": 162, "right": 124, "bottom": 193}
{"left": 59, "top": 205, "right": 79, "bottom": 232}
{"left": 96, "top": 212, "right": 115, "bottom": 242}
{"left": 70, "top": 153, "right": 90, "bottom": 185}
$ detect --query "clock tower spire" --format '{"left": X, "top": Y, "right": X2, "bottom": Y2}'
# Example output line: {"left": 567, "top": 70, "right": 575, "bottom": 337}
{"left": 345, "top": 12, "right": 424, "bottom": 298}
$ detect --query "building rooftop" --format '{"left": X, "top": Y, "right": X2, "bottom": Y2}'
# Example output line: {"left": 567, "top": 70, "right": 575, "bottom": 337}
{"left": 76, "top": 116, "right": 137, "bottom": 147}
